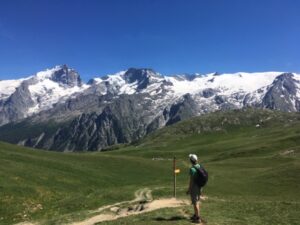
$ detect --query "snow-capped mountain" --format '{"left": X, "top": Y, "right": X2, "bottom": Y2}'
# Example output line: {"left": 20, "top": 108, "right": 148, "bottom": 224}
{"left": 84, "top": 68, "right": 300, "bottom": 117}
{"left": 0, "top": 65, "right": 89, "bottom": 125}
{"left": 0, "top": 65, "right": 300, "bottom": 151}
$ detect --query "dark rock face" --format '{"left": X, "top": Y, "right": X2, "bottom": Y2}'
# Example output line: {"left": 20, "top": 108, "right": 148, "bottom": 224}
{"left": 17, "top": 92, "right": 199, "bottom": 151}
{"left": 262, "top": 73, "right": 299, "bottom": 112}
{"left": 18, "top": 94, "right": 160, "bottom": 151}
{"left": 87, "top": 78, "right": 99, "bottom": 85}
{"left": 202, "top": 88, "right": 215, "bottom": 98}
{"left": 59, "top": 95, "right": 151, "bottom": 151}
{"left": 30, "top": 91, "right": 112, "bottom": 124}
{"left": 0, "top": 82, "right": 35, "bottom": 125}
{"left": 165, "top": 94, "right": 199, "bottom": 125}
{"left": 124, "top": 68, "right": 161, "bottom": 90}
{"left": 50, "top": 65, "right": 82, "bottom": 87}
{"left": 214, "top": 95, "right": 225, "bottom": 105}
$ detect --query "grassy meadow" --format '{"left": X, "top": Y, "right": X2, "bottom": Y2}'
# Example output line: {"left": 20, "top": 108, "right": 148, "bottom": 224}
{"left": 0, "top": 109, "right": 300, "bottom": 225}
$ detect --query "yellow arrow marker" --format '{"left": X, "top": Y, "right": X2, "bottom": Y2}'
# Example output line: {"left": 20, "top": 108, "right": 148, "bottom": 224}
{"left": 174, "top": 169, "right": 180, "bottom": 174}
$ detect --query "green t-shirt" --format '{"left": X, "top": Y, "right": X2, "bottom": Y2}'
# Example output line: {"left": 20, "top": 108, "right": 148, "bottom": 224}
{"left": 189, "top": 164, "right": 201, "bottom": 177}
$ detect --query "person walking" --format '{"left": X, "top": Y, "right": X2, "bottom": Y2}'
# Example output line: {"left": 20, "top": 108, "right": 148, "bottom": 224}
{"left": 186, "top": 154, "right": 208, "bottom": 223}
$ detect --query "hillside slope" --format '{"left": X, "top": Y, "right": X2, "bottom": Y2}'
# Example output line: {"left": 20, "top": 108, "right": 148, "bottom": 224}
{"left": 0, "top": 109, "right": 300, "bottom": 225}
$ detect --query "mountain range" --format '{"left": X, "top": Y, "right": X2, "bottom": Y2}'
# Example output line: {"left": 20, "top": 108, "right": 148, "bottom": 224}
{"left": 0, "top": 65, "right": 299, "bottom": 151}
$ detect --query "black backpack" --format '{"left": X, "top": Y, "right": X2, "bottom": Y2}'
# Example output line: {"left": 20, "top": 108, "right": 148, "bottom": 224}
{"left": 194, "top": 164, "right": 208, "bottom": 187}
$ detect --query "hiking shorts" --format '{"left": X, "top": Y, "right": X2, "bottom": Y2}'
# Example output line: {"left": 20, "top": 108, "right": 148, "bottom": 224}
{"left": 190, "top": 185, "right": 202, "bottom": 204}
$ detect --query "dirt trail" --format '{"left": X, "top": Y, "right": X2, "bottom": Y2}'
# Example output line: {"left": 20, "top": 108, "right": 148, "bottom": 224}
{"left": 15, "top": 188, "right": 190, "bottom": 225}
{"left": 86, "top": 188, "right": 153, "bottom": 215}
{"left": 70, "top": 188, "right": 188, "bottom": 225}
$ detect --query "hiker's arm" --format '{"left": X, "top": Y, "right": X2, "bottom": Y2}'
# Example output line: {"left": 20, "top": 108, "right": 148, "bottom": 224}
{"left": 186, "top": 176, "right": 192, "bottom": 194}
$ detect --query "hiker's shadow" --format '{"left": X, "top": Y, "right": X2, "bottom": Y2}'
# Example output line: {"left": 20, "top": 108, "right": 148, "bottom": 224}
{"left": 154, "top": 216, "right": 186, "bottom": 221}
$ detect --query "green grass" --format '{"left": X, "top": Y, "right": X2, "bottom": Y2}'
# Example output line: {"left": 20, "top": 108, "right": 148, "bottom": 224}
{"left": 0, "top": 109, "right": 300, "bottom": 224}
{"left": 0, "top": 143, "right": 174, "bottom": 224}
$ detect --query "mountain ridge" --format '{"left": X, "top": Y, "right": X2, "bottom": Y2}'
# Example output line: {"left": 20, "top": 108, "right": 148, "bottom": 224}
{"left": 1, "top": 65, "right": 300, "bottom": 151}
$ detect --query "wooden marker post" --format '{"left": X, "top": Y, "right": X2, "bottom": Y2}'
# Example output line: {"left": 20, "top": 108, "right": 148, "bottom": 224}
{"left": 173, "top": 157, "right": 181, "bottom": 198}
{"left": 173, "top": 156, "right": 176, "bottom": 198}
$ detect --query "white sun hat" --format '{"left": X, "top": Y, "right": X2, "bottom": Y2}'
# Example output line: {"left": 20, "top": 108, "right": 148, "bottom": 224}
{"left": 189, "top": 154, "right": 198, "bottom": 163}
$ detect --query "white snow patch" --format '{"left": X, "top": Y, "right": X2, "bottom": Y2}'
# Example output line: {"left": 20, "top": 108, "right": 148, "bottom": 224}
{"left": 0, "top": 78, "right": 26, "bottom": 99}
{"left": 119, "top": 82, "right": 137, "bottom": 95}
{"left": 27, "top": 78, "right": 89, "bottom": 115}
{"left": 35, "top": 66, "right": 64, "bottom": 79}
{"left": 92, "top": 78, "right": 103, "bottom": 84}
{"left": 165, "top": 72, "right": 283, "bottom": 96}
{"left": 292, "top": 73, "right": 300, "bottom": 82}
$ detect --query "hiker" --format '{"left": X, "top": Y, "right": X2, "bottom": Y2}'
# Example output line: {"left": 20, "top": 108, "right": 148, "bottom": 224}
{"left": 186, "top": 154, "right": 208, "bottom": 223}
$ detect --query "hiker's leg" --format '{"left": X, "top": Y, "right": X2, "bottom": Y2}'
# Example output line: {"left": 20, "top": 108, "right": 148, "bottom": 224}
{"left": 198, "top": 200, "right": 201, "bottom": 218}
{"left": 191, "top": 186, "right": 201, "bottom": 221}
{"left": 193, "top": 203, "right": 199, "bottom": 217}
{"left": 198, "top": 188, "right": 203, "bottom": 218}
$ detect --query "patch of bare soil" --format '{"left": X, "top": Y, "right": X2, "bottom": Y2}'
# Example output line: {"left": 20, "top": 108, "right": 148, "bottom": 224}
{"left": 70, "top": 188, "right": 188, "bottom": 225}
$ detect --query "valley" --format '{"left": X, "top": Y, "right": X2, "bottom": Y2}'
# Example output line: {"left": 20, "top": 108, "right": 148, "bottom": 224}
{"left": 0, "top": 109, "right": 299, "bottom": 225}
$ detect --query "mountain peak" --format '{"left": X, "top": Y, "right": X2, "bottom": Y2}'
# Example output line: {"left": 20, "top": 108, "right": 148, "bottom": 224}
{"left": 35, "top": 65, "right": 82, "bottom": 87}
{"left": 124, "top": 68, "right": 159, "bottom": 81}
{"left": 274, "top": 72, "right": 294, "bottom": 81}
{"left": 51, "top": 65, "right": 82, "bottom": 87}
{"left": 123, "top": 68, "right": 162, "bottom": 90}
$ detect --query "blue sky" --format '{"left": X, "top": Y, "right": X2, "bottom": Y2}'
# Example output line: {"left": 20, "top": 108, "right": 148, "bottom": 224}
{"left": 0, "top": 0, "right": 300, "bottom": 81}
